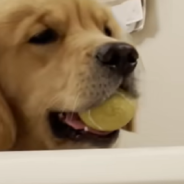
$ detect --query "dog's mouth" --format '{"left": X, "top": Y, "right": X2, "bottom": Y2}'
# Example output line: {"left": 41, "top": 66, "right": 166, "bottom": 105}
{"left": 48, "top": 112, "right": 119, "bottom": 147}
{"left": 47, "top": 73, "right": 138, "bottom": 147}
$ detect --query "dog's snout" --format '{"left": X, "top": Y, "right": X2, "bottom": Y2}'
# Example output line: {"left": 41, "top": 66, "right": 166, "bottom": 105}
{"left": 96, "top": 42, "right": 138, "bottom": 76}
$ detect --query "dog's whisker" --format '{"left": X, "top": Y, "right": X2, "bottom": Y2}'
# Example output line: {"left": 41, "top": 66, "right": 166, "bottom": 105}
{"left": 69, "top": 93, "right": 81, "bottom": 120}
{"left": 103, "top": 88, "right": 111, "bottom": 100}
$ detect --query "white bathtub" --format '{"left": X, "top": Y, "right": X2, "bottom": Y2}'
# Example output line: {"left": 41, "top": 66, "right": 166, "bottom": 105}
{"left": 0, "top": 147, "right": 184, "bottom": 184}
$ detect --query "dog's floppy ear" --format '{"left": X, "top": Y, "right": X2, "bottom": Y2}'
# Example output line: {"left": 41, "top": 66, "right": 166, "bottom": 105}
{"left": 0, "top": 90, "right": 16, "bottom": 150}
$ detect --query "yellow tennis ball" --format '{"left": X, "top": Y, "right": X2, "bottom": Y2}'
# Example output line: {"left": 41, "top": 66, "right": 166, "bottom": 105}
{"left": 79, "top": 91, "right": 136, "bottom": 131}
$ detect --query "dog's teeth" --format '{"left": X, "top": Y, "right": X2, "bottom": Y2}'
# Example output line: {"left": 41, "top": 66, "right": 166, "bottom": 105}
{"left": 76, "top": 135, "right": 80, "bottom": 139}
{"left": 84, "top": 127, "right": 89, "bottom": 132}
{"left": 58, "top": 113, "right": 63, "bottom": 118}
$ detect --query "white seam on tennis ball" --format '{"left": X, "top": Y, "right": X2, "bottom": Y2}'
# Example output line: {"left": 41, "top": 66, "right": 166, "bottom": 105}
{"left": 88, "top": 110, "right": 103, "bottom": 131}
{"left": 116, "top": 92, "right": 134, "bottom": 107}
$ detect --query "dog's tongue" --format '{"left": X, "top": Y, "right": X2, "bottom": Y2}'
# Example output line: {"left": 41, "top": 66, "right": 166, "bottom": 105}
{"left": 64, "top": 113, "right": 85, "bottom": 130}
{"left": 62, "top": 113, "right": 110, "bottom": 135}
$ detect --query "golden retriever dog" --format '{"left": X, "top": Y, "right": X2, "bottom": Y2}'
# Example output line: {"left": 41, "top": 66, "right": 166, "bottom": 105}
{"left": 0, "top": 0, "right": 138, "bottom": 151}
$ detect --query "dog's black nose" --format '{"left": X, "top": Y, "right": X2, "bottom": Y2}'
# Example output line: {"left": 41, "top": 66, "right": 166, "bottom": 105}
{"left": 96, "top": 42, "right": 138, "bottom": 76}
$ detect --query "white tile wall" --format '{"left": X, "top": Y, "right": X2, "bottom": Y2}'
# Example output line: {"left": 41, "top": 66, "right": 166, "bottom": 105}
{"left": 118, "top": 0, "right": 184, "bottom": 147}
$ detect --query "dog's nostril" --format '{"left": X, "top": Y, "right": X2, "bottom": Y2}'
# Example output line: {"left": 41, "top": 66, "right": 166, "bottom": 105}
{"left": 128, "top": 54, "right": 136, "bottom": 63}
{"left": 117, "top": 43, "right": 138, "bottom": 65}
{"left": 124, "top": 45, "right": 138, "bottom": 64}
{"left": 127, "top": 52, "right": 138, "bottom": 67}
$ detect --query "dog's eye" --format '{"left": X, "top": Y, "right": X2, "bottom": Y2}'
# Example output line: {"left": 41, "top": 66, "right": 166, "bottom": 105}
{"left": 104, "top": 26, "right": 112, "bottom": 37}
{"left": 29, "top": 29, "right": 59, "bottom": 45}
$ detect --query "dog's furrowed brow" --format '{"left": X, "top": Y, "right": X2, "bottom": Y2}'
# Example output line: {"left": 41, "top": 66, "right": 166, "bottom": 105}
{"left": 4, "top": 10, "right": 46, "bottom": 45}
{"left": 3, "top": 6, "right": 37, "bottom": 24}
{"left": 0, "top": 7, "right": 40, "bottom": 46}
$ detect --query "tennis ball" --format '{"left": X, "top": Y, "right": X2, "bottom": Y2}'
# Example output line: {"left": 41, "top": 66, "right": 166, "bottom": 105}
{"left": 79, "top": 91, "right": 136, "bottom": 131}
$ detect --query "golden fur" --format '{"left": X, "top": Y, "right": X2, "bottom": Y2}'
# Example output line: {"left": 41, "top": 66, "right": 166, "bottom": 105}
{"left": 0, "top": 0, "right": 133, "bottom": 150}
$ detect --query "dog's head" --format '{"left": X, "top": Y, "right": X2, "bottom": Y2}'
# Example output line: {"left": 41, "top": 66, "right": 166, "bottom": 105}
{"left": 0, "top": 0, "right": 139, "bottom": 150}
